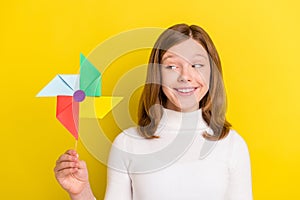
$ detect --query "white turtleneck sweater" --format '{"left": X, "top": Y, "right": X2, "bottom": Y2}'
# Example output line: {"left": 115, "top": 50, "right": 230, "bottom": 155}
{"left": 104, "top": 108, "right": 252, "bottom": 200}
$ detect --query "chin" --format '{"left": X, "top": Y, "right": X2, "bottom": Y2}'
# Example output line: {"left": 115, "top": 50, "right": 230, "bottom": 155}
{"left": 174, "top": 103, "right": 200, "bottom": 112}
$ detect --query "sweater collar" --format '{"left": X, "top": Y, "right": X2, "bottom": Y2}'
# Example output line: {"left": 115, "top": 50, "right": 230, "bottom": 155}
{"left": 157, "top": 108, "right": 210, "bottom": 132}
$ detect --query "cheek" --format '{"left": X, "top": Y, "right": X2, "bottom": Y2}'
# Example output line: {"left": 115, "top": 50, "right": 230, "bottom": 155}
{"left": 162, "top": 85, "right": 181, "bottom": 108}
{"left": 196, "top": 67, "right": 211, "bottom": 87}
{"left": 162, "top": 86, "right": 174, "bottom": 99}
{"left": 161, "top": 70, "right": 177, "bottom": 86}
{"left": 204, "top": 70, "right": 211, "bottom": 88}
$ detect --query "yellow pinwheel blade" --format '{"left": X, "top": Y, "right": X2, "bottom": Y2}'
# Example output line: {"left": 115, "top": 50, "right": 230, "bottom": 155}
{"left": 80, "top": 96, "right": 123, "bottom": 119}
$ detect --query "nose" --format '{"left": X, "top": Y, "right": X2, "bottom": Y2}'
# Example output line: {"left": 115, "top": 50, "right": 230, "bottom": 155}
{"left": 177, "top": 64, "right": 193, "bottom": 82}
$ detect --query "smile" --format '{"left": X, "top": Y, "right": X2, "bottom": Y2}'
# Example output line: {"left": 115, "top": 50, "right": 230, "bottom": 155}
{"left": 174, "top": 87, "right": 198, "bottom": 95}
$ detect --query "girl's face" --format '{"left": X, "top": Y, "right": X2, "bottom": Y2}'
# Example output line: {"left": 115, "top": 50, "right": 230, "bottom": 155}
{"left": 161, "top": 38, "right": 211, "bottom": 112}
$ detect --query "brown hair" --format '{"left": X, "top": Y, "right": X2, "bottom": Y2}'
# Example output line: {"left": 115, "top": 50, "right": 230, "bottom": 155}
{"left": 137, "top": 24, "right": 231, "bottom": 141}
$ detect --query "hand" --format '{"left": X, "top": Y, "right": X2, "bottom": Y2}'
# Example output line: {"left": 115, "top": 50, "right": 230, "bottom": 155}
{"left": 54, "top": 149, "right": 89, "bottom": 195}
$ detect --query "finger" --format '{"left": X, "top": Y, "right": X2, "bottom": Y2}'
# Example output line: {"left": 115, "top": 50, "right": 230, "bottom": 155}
{"left": 54, "top": 160, "right": 79, "bottom": 173}
{"left": 64, "top": 149, "right": 78, "bottom": 157}
{"left": 77, "top": 160, "right": 87, "bottom": 170}
{"left": 55, "top": 167, "right": 78, "bottom": 179}
{"left": 56, "top": 154, "right": 78, "bottom": 164}
{"left": 72, "top": 161, "right": 88, "bottom": 181}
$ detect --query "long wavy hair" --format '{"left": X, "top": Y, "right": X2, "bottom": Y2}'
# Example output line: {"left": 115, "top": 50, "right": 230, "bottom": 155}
{"left": 137, "top": 24, "right": 231, "bottom": 141}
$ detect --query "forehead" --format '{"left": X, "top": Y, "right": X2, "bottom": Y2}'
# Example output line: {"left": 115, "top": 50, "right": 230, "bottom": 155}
{"left": 162, "top": 38, "right": 208, "bottom": 62}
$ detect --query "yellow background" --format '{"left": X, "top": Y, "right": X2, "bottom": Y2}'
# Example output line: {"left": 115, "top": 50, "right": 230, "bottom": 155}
{"left": 1, "top": 0, "right": 300, "bottom": 199}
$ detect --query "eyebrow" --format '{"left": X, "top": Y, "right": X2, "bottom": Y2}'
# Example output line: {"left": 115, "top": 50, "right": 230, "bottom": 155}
{"left": 161, "top": 54, "right": 174, "bottom": 62}
{"left": 162, "top": 53, "right": 208, "bottom": 63}
{"left": 194, "top": 53, "right": 208, "bottom": 60}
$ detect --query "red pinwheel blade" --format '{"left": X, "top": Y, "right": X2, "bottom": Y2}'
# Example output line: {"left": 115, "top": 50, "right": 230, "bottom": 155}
{"left": 56, "top": 96, "right": 79, "bottom": 140}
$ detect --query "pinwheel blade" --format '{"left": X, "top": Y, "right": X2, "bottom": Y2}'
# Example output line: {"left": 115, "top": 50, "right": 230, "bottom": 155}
{"left": 79, "top": 96, "right": 123, "bottom": 119}
{"left": 56, "top": 96, "right": 79, "bottom": 140}
{"left": 79, "top": 53, "right": 101, "bottom": 97}
{"left": 36, "top": 75, "right": 79, "bottom": 97}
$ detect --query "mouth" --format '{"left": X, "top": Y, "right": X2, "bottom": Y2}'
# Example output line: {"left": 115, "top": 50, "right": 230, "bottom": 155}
{"left": 174, "top": 87, "right": 198, "bottom": 95}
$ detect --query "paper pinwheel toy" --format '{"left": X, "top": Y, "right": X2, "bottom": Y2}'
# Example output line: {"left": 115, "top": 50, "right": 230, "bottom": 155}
{"left": 37, "top": 53, "right": 123, "bottom": 140}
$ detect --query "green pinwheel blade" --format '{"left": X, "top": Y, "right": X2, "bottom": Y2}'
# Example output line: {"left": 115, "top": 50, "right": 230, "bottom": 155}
{"left": 80, "top": 53, "right": 101, "bottom": 96}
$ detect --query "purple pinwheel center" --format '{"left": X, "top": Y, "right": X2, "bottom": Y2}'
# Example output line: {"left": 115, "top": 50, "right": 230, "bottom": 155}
{"left": 73, "top": 90, "right": 86, "bottom": 102}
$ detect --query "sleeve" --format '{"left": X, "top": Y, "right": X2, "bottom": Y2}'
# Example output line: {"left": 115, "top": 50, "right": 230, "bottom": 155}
{"left": 226, "top": 131, "right": 253, "bottom": 200}
{"left": 104, "top": 133, "right": 133, "bottom": 200}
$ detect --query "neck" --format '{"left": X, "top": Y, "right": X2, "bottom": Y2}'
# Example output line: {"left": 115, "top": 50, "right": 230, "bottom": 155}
{"left": 158, "top": 107, "right": 209, "bottom": 131}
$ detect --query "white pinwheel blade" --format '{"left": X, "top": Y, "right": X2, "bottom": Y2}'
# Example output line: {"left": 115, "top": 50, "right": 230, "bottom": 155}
{"left": 36, "top": 75, "right": 80, "bottom": 97}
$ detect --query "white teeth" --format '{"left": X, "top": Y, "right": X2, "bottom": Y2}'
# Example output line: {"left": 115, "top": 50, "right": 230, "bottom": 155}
{"left": 177, "top": 88, "right": 194, "bottom": 93}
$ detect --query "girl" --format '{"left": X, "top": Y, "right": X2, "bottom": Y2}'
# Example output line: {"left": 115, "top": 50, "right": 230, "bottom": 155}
{"left": 54, "top": 24, "right": 252, "bottom": 200}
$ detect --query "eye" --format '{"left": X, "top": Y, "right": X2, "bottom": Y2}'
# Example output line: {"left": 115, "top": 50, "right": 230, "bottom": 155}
{"left": 165, "top": 65, "right": 177, "bottom": 70}
{"left": 192, "top": 64, "right": 205, "bottom": 68}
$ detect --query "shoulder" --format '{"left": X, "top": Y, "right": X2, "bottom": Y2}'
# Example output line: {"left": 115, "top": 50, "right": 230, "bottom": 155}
{"left": 113, "top": 127, "right": 143, "bottom": 142}
{"left": 112, "top": 127, "right": 145, "bottom": 150}
{"left": 222, "top": 129, "right": 250, "bottom": 156}
{"left": 224, "top": 129, "right": 251, "bottom": 168}
{"left": 210, "top": 130, "right": 250, "bottom": 160}
{"left": 224, "top": 129, "right": 249, "bottom": 147}
{"left": 202, "top": 129, "right": 249, "bottom": 159}
{"left": 228, "top": 130, "right": 250, "bottom": 153}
